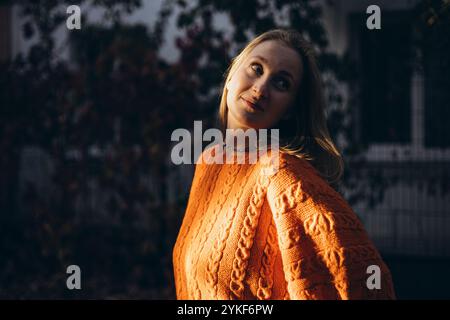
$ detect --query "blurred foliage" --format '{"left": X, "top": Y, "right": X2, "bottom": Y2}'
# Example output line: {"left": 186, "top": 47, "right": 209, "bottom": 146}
{"left": 0, "top": 0, "right": 448, "bottom": 299}
{"left": 0, "top": 0, "right": 195, "bottom": 299}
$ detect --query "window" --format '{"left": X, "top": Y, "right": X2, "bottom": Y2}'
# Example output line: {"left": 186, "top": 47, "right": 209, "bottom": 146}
{"left": 350, "top": 11, "right": 413, "bottom": 145}
{"left": 0, "top": 5, "right": 11, "bottom": 61}
{"left": 423, "top": 22, "right": 450, "bottom": 148}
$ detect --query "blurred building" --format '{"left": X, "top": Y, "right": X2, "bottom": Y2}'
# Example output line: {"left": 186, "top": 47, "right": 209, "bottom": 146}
{"left": 323, "top": 0, "right": 450, "bottom": 258}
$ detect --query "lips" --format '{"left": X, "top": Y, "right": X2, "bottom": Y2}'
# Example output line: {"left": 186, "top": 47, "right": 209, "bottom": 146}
{"left": 241, "top": 97, "right": 263, "bottom": 112}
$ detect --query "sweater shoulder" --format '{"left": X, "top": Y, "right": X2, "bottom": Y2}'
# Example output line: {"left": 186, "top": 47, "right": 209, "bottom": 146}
{"left": 266, "top": 151, "right": 337, "bottom": 201}
{"left": 265, "top": 151, "right": 321, "bottom": 182}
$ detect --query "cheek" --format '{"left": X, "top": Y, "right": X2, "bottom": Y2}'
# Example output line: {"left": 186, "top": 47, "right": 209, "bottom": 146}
{"left": 225, "top": 79, "right": 237, "bottom": 106}
{"left": 226, "top": 79, "right": 236, "bottom": 98}
{"left": 227, "top": 70, "right": 251, "bottom": 94}
{"left": 226, "top": 75, "right": 246, "bottom": 105}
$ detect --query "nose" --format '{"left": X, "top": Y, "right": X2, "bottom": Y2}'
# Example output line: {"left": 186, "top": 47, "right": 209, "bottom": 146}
{"left": 252, "top": 78, "right": 268, "bottom": 99}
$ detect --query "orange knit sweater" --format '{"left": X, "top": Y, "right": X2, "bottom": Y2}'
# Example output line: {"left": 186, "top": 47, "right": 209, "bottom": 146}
{"left": 173, "top": 145, "right": 396, "bottom": 300}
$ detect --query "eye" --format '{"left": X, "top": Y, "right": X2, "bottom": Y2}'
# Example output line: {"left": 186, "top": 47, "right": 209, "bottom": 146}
{"left": 250, "top": 63, "right": 263, "bottom": 76}
{"left": 273, "top": 77, "right": 290, "bottom": 91}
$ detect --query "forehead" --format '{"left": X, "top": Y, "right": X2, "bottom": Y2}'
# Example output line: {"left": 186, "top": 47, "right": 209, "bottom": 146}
{"left": 246, "top": 40, "right": 302, "bottom": 79}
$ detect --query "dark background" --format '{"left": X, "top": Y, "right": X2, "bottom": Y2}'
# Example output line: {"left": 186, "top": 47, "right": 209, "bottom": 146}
{"left": 0, "top": 0, "right": 449, "bottom": 299}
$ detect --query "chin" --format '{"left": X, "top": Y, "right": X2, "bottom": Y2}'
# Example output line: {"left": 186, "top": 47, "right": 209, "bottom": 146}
{"left": 233, "top": 113, "right": 261, "bottom": 129}
{"left": 228, "top": 103, "right": 270, "bottom": 129}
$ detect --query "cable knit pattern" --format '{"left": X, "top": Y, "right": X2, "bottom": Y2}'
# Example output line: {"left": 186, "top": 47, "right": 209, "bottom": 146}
{"left": 256, "top": 220, "right": 278, "bottom": 300}
{"left": 191, "top": 164, "right": 241, "bottom": 299}
{"left": 173, "top": 146, "right": 396, "bottom": 300}
{"left": 173, "top": 158, "right": 213, "bottom": 299}
{"left": 229, "top": 171, "right": 271, "bottom": 299}
{"left": 186, "top": 164, "right": 222, "bottom": 299}
{"left": 205, "top": 165, "right": 252, "bottom": 298}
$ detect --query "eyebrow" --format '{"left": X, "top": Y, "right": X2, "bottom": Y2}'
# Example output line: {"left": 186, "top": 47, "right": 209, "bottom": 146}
{"left": 251, "top": 55, "right": 295, "bottom": 82}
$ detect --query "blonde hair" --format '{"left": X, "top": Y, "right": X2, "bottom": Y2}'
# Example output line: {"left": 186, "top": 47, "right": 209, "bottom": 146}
{"left": 218, "top": 28, "right": 344, "bottom": 184}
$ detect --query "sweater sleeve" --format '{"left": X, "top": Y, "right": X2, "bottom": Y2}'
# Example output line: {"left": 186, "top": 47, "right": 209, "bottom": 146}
{"left": 266, "top": 156, "right": 396, "bottom": 300}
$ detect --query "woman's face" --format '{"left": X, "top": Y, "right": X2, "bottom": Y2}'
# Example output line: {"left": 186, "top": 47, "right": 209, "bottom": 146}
{"left": 226, "top": 40, "right": 302, "bottom": 130}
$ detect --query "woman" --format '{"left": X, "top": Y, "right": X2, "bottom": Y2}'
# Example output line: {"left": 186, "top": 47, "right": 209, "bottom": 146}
{"left": 173, "top": 29, "right": 396, "bottom": 300}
